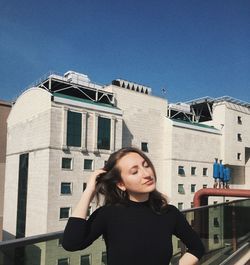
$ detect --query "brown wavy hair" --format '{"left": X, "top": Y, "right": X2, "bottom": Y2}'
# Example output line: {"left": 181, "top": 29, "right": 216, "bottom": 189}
{"left": 95, "top": 147, "right": 168, "bottom": 214}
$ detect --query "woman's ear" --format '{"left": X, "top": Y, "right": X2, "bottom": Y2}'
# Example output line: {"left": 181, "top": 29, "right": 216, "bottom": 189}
{"left": 116, "top": 181, "right": 126, "bottom": 191}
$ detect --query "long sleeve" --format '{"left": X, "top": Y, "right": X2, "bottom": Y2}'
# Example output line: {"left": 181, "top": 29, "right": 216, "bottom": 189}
{"left": 173, "top": 207, "right": 205, "bottom": 260}
{"left": 62, "top": 206, "right": 106, "bottom": 251}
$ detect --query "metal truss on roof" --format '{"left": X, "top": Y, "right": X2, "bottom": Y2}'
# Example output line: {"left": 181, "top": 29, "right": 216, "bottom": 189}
{"left": 32, "top": 72, "right": 115, "bottom": 106}
{"left": 170, "top": 95, "right": 250, "bottom": 123}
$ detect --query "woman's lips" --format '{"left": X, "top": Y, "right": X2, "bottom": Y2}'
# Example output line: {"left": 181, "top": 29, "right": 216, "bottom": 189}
{"left": 144, "top": 179, "right": 154, "bottom": 185}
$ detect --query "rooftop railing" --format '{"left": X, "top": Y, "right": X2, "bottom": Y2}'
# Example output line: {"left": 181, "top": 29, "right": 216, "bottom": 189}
{"left": 0, "top": 199, "right": 249, "bottom": 265}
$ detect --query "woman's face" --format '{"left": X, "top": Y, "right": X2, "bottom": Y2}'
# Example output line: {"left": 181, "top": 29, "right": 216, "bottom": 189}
{"left": 116, "top": 152, "right": 156, "bottom": 202}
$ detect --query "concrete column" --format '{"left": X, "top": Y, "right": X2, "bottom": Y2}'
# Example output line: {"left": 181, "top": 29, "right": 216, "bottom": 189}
{"left": 81, "top": 111, "right": 87, "bottom": 151}
{"left": 62, "top": 107, "right": 68, "bottom": 149}
{"left": 94, "top": 113, "right": 99, "bottom": 152}
{"left": 110, "top": 116, "right": 116, "bottom": 152}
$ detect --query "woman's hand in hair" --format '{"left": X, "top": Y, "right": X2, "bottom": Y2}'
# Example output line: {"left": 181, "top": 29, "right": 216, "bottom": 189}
{"left": 71, "top": 168, "right": 107, "bottom": 219}
{"left": 86, "top": 169, "right": 107, "bottom": 195}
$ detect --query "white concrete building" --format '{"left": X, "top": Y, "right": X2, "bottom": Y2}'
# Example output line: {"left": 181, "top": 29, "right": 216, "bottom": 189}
{"left": 3, "top": 71, "right": 250, "bottom": 242}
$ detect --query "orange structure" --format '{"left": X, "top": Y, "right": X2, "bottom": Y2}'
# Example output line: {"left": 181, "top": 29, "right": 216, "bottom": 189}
{"left": 193, "top": 188, "right": 250, "bottom": 207}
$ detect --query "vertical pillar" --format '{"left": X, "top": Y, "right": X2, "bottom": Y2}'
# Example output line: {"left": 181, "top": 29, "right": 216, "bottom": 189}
{"left": 81, "top": 111, "right": 87, "bottom": 151}
{"left": 110, "top": 116, "right": 116, "bottom": 152}
{"left": 94, "top": 113, "right": 99, "bottom": 152}
{"left": 62, "top": 107, "right": 68, "bottom": 149}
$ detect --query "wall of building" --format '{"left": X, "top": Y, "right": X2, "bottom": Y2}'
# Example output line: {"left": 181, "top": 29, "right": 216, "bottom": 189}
{"left": 0, "top": 100, "right": 12, "bottom": 240}
{"left": 106, "top": 84, "right": 169, "bottom": 195}
{"left": 166, "top": 120, "right": 221, "bottom": 208}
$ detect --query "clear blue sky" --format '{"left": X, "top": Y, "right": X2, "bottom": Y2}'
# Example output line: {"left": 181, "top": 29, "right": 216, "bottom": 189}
{"left": 1, "top": 0, "right": 250, "bottom": 103}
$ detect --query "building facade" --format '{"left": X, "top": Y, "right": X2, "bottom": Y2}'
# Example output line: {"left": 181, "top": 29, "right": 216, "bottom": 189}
{"left": 0, "top": 100, "right": 12, "bottom": 240}
{"left": 3, "top": 71, "right": 250, "bottom": 246}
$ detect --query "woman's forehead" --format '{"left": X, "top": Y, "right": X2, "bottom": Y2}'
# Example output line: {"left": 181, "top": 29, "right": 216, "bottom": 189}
{"left": 118, "top": 152, "right": 144, "bottom": 167}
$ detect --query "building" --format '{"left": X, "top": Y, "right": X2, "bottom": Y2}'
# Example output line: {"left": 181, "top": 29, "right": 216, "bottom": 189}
{"left": 3, "top": 71, "right": 250, "bottom": 243}
{"left": 0, "top": 99, "right": 12, "bottom": 240}
{"left": 3, "top": 71, "right": 167, "bottom": 240}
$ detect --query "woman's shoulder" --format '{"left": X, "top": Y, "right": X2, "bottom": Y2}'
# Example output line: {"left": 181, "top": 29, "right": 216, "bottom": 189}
{"left": 161, "top": 204, "right": 182, "bottom": 215}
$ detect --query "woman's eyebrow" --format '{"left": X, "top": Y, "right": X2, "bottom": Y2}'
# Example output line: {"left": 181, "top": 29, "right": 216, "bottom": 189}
{"left": 129, "top": 160, "right": 146, "bottom": 170}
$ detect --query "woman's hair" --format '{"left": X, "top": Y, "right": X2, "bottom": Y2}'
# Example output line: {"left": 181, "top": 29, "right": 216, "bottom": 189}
{"left": 95, "top": 146, "right": 168, "bottom": 214}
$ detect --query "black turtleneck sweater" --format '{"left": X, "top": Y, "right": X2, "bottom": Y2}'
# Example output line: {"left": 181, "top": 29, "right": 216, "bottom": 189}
{"left": 62, "top": 201, "right": 204, "bottom": 265}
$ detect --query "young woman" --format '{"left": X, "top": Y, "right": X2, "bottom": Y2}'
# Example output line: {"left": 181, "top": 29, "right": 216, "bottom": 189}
{"left": 62, "top": 147, "right": 204, "bottom": 265}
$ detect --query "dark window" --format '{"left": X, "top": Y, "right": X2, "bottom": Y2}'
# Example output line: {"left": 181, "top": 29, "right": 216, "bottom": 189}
{"left": 83, "top": 182, "right": 87, "bottom": 191}
{"left": 141, "top": 142, "right": 148, "bottom": 152}
{"left": 84, "top": 159, "right": 93, "bottom": 170}
{"left": 177, "top": 240, "right": 181, "bottom": 249}
{"left": 97, "top": 117, "right": 111, "bottom": 150}
{"left": 67, "top": 111, "right": 82, "bottom": 147}
{"left": 81, "top": 255, "right": 90, "bottom": 265}
{"left": 60, "top": 207, "right": 70, "bottom": 219}
{"left": 191, "top": 184, "right": 196, "bottom": 193}
{"left": 87, "top": 206, "right": 91, "bottom": 217}
{"left": 62, "top": 158, "right": 72, "bottom": 169}
{"left": 61, "top": 183, "right": 72, "bottom": 195}
{"left": 178, "top": 184, "right": 185, "bottom": 194}
{"left": 237, "top": 116, "right": 242, "bottom": 124}
{"left": 214, "top": 234, "right": 219, "bottom": 244}
{"left": 190, "top": 202, "right": 194, "bottom": 208}
{"left": 237, "top": 153, "right": 241, "bottom": 160}
{"left": 58, "top": 237, "right": 63, "bottom": 246}
{"left": 178, "top": 166, "right": 185, "bottom": 176}
{"left": 237, "top": 133, "right": 242, "bottom": 142}
{"left": 101, "top": 252, "right": 107, "bottom": 265}
{"left": 58, "top": 258, "right": 69, "bottom": 265}
{"left": 214, "top": 217, "right": 219, "bottom": 227}
{"left": 191, "top": 167, "right": 196, "bottom": 175}
{"left": 203, "top": 184, "right": 207, "bottom": 189}
{"left": 16, "top": 153, "right": 29, "bottom": 238}
{"left": 178, "top": 203, "right": 183, "bottom": 210}
{"left": 203, "top": 168, "right": 208, "bottom": 176}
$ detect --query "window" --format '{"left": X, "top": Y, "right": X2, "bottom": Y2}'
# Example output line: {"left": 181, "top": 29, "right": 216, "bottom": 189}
{"left": 237, "top": 133, "right": 242, "bottom": 142}
{"left": 61, "top": 183, "right": 72, "bottom": 195}
{"left": 191, "top": 184, "right": 196, "bottom": 193}
{"left": 177, "top": 240, "right": 181, "bottom": 249}
{"left": 237, "top": 116, "right": 242, "bottom": 124}
{"left": 83, "top": 182, "right": 87, "bottom": 191}
{"left": 58, "top": 258, "right": 69, "bottom": 265}
{"left": 16, "top": 153, "right": 29, "bottom": 238}
{"left": 178, "top": 203, "right": 183, "bottom": 210}
{"left": 203, "top": 184, "right": 207, "bottom": 189}
{"left": 62, "top": 158, "right": 72, "bottom": 170}
{"left": 191, "top": 167, "right": 196, "bottom": 176}
{"left": 178, "top": 184, "right": 185, "bottom": 194}
{"left": 58, "top": 237, "right": 63, "bottom": 246}
{"left": 203, "top": 168, "right": 208, "bottom": 176}
{"left": 214, "top": 234, "right": 219, "bottom": 244}
{"left": 141, "top": 142, "right": 148, "bottom": 152}
{"left": 178, "top": 166, "right": 185, "bottom": 176}
{"left": 67, "top": 111, "right": 82, "bottom": 147}
{"left": 80, "top": 255, "right": 91, "bottom": 265}
{"left": 101, "top": 252, "right": 107, "bottom": 265}
{"left": 214, "top": 217, "right": 219, "bottom": 227}
{"left": 97, "top": 117, "right": 111, "bottom": 150}
{"left": 237, "top": 153, "right": 241, "bottom": 160}
{"left": 190, "top": 202, "right": 194, "bottom": 208}
{"left": 60, "top": 207, "right": 70, "bottom": 219}
{"left": 84, "top": 159, "right": 93, "bottom": 170}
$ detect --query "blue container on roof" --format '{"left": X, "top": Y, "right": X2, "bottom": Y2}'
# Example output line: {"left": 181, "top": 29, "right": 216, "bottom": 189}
{"left": 213, "top": 161, "right": 219, "bottom": 179}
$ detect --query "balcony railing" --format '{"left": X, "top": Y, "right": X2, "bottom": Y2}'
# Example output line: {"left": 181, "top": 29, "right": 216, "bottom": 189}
{"left": 0, "top": 199, "right": 249, "bottom": 265}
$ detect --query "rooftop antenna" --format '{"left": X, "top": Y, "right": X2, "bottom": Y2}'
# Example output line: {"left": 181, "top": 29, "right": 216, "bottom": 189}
{"left": 161, "top": 87, "right": 167, "bottom": 98}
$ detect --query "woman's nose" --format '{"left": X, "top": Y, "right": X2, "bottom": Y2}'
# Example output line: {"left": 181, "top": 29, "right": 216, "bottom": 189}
{"left": 141, "top": 167, "right": 151, "bottom": 178}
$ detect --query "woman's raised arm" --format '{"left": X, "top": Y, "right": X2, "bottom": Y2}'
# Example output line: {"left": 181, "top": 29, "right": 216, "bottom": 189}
{"left": 71, "top": 168, "right": 107, "bottom": 219}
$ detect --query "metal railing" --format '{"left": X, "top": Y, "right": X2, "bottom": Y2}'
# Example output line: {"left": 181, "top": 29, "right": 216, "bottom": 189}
{"left": 1, "top": 199, "right": 249, "bottom": 265}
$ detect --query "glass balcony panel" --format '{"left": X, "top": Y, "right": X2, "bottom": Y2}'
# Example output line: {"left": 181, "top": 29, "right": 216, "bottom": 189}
{"left": 0, "top": 199, "right": 249, "bottom": 265}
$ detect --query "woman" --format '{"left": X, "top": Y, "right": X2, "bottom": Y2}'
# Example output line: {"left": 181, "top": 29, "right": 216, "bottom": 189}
{"left": 62, "top": 147, "right": 204, "bottom": 265}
